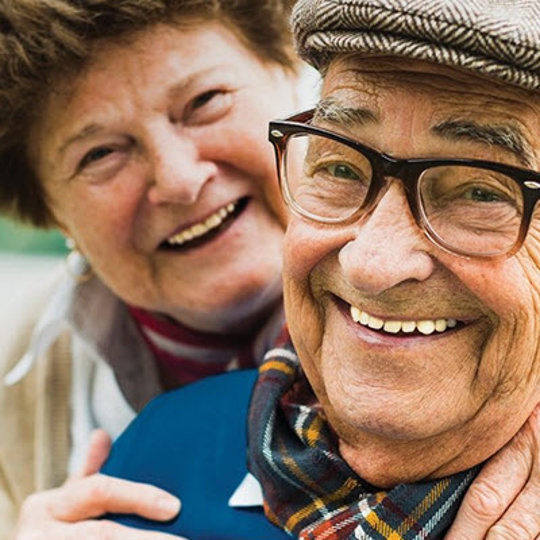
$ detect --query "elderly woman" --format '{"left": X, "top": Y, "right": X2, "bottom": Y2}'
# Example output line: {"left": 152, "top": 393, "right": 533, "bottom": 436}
{"left": 0, "top": 0, "right": 302, "bottom": 537}
{"left": 101, "top": 0, "right": 540, "bottom": 538}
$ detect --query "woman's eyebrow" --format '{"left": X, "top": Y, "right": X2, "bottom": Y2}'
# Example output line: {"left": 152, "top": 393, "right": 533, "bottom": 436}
{"left": 432, "top": 119, "right": 534, "bottom": 167}
{"left": 166, "top": 65, "right": 226, "bottom": 101}
{"left": 57, "top": 124, "right": 104, "bottom": 158}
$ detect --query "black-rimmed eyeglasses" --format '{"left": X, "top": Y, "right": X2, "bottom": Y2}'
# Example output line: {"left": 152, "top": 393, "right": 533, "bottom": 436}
{"left": 269, "top": 110, "right": 540, "bottom": 259}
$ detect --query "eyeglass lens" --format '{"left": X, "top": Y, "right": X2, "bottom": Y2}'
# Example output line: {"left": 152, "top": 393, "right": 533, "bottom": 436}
{"left": 283, "top": 133, "right": 524, "bottom": 257}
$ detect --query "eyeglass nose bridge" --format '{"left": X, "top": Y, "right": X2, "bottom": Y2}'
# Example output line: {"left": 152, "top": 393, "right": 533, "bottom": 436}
{"left": 364, "top": 155, "right": 427, "bottom": 230}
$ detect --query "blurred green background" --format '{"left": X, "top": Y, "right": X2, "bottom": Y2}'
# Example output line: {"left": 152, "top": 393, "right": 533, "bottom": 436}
{"left": 0, "top": 217, "right": 65, "bottom": 307}
{"left": 0, "top": 217, "right": 66, "bottom": 255}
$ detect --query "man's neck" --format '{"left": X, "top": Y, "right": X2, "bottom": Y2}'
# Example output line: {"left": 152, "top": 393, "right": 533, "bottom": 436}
{"left": 338, "top": 437, "right": 459, "bottom": 488}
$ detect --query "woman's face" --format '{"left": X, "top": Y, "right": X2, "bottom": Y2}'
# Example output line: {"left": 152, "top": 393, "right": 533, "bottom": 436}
{"left": 30, "top": 21, "right": 298, "bottom": 333}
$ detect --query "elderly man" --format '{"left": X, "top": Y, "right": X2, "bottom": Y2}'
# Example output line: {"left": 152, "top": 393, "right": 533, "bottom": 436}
{"left": 100, "top": 0, "right": 540, "bottom": 538}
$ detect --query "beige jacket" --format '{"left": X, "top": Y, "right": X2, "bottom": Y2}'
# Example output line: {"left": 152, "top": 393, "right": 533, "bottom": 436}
{"left": 0, "top": 275, "right": 71, "bottom": 539}
{"left": 0, "top": 270, "right": 162, "bottom": 540}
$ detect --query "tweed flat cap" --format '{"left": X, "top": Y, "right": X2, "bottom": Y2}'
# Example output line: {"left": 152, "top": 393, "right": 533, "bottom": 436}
{"left": 292, "top": 0, "right": 540, "bottom": 90}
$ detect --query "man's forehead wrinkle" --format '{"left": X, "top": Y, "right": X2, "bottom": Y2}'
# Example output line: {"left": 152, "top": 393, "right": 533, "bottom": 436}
{"left": 314, "top": 97, "right": 378, "bottom": 129}
{"left": 432, "top": 120, "right": 534, "bottom": 167}
{"left": 334, "top": 58, "right": 462, "bottom": 92}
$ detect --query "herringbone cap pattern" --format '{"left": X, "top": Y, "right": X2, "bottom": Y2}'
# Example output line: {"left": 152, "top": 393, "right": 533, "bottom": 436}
{"left": 292, "top": 0, "right": 540, "bottom": 90}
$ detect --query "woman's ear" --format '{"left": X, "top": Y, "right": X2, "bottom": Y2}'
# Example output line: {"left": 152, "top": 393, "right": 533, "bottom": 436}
{"left": 53, "top": 220, "right": 82, "bottom": 257}
{"left": 51, "top": 214, "right": 71, "bottom": 239}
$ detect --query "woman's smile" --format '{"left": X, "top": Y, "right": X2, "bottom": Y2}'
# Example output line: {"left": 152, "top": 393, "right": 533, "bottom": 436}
{"left": 160, "top": 197, "right": 249, "bottom": 252}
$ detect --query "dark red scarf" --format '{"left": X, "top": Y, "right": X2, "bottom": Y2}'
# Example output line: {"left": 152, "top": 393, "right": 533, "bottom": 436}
{"left": 129, "top": 305, "right": 284, "bottom": 389}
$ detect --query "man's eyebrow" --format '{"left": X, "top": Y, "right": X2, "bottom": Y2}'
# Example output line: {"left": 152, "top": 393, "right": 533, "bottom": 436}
{"left": 313, "top": 97, "right": 378, "bottom": 128}
{"left": 432, "top": 119, "right": 534, "bottom": 167}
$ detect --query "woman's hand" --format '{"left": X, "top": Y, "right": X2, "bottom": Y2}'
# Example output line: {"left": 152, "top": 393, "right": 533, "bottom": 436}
{"left": 446, "top": 403, "right": 540, "bottom": 539}
{"left": 13, "top": 429, "right": 185, "bottom": 539}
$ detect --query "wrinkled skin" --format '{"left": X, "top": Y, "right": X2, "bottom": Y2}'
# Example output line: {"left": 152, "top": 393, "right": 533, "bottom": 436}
{"left": 284, "top": 56, "right": 540, "bottom": 534}
{"left": 30, "top": 21, "right": 298, "bottom": 334}
{"left": 16, "top": 36, "right": 540, "bottom": 540}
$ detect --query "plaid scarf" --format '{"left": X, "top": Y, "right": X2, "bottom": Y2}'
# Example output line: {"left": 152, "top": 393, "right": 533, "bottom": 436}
{"left": 248, "top": 342, "right": 480, "bottom": 540}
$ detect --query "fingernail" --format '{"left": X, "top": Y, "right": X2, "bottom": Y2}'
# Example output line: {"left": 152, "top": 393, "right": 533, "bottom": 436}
{"left": 157, "top": 496, "right": 181, "bottom": 518}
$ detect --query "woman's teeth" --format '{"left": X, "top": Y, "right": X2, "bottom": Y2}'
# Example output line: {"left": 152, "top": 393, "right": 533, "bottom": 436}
{"left": 350, "top": 305, "right": 457, "bottom": 336}
{"left": 167, "top": 202, "right": 236, "bottom": 246}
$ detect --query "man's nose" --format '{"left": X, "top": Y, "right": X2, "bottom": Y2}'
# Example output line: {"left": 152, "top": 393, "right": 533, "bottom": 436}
{"left": 146, "top": 130, "right": 217, "bottom": 206}
{"left": 338, "top": 181, "right": 435, "bottom": 296}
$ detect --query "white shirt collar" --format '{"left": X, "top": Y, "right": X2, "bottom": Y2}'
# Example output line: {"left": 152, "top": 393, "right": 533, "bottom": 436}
{"left": 228, "top": 473, "right": 264, "bottom": 508}
{"left": 2, "top": 271, "right": 127, "bottom": 387}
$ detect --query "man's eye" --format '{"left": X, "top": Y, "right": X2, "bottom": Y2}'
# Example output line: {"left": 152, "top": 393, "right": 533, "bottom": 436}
{"left": 463, "top": 186, "right": 504, "bottom": 203}
{"left": 79, "top": 147, "right": 114, "bottom": 169}
{"left": 326, "top": 163, "right": 360, "bottom": 180}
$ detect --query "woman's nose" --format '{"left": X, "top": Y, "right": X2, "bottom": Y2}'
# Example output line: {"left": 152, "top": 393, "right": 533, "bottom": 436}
{"left": 338, "top": 182, "right": 435, "bottom": 297}
{"left": 146, "top": 130, "right": 218, "bottom": 206}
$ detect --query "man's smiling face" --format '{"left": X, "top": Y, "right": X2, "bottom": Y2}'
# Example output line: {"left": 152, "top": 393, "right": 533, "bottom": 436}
{"left": 283, "top": 56, "right": 540, "bottom": 487}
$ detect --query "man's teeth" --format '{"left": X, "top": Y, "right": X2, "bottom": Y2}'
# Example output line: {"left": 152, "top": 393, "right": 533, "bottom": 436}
{"left": 167, "top": 203, "right": 236, "bottom": 246}
{"left": 350, "top": 306, "right": 457, "bottom": 335}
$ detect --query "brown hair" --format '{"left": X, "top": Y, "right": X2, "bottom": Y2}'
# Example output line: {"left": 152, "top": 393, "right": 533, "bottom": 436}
{"left": 0, "top": 0, "right": 297, "bottom": 226}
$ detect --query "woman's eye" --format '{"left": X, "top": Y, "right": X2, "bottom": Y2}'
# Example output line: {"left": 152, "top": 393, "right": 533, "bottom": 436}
{"left": 184, "top": 89, "right": 232, "bottom": 125}
{"left": 79, "top": 146, "right": 115, "bottom": 169}
{"left": 191, "top": 90, "right": 220, "bottom": 110}
{"left": 73, "top": 143, "right": 131, "bottom": 183}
